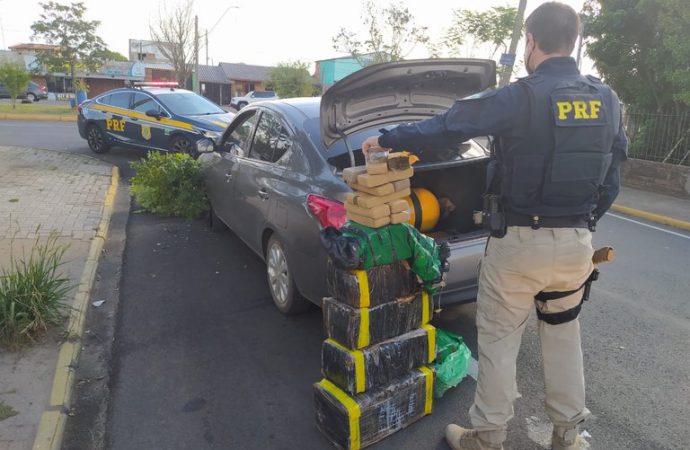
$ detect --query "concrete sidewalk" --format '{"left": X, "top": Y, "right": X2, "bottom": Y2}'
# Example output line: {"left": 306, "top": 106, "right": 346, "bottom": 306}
{"left": 613, "top": 185, "right": 690, "bottom": 229}
{"left": 0, "top": 147, "right": 113, "bottom": 450}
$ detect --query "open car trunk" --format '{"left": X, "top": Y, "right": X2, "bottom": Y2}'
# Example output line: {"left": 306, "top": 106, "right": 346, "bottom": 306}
{"left": 411, "top": 158, "right": 489, "bottom": 242}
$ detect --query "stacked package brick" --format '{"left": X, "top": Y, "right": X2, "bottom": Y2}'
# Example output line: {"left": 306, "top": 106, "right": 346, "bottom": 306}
{"left": 314, "top": 152, "right": 437, "bottom": 450}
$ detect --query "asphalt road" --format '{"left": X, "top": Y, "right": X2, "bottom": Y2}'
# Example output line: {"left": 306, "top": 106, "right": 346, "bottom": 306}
{"left": 2, "top": 121, "right": 689, "bottom": 449}
{"left": 0, "top": 120, "right": 143, "bottom": 176}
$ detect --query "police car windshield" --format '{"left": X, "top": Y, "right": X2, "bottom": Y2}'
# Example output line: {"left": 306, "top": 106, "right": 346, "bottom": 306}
{"left": 156, "top": 92, "right": 224, "bottom": 116}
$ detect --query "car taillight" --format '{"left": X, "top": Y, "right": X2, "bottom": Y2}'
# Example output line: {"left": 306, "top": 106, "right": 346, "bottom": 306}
{"left": 77, "top": 104, "right": 82, "bottom": 114}
{"left": 307, "top": 194, "right": 346, "bottom": 229}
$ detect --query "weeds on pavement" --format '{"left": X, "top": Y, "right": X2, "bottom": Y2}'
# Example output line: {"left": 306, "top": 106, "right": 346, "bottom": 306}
{"left": 0, "top": 400, "right": 18, "bottom": 421}
{"left": 0, "top": 231, "right": 72, "bottom": 349}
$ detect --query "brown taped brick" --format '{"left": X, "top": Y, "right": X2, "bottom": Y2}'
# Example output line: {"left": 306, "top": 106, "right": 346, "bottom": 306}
{"left": 388, "top": 199, "right": 410, "bottom": 214}
{"left": 393, "top": 179, "right": 410, "bottom": 191}
{"left": 357, "top": 167, "right": 413, "bottom": 188}
{"left": 348, "top": 182, "right": 395, "bottom": 197}
{"left": 346, "top": 211, "right": 391, "bottom": 228}
{"left": 387, "top": 153, "right": 411, "bottom": 171}
{"left": 353, "top": 187, "right": 411, "bottom": 208}
{"left": 343, "top": 166, "right": 367, "bottom": 184}
{"left": 391, "top": 210, "right": 412, "bottom": 224}
{"left": 366, "top": 162, "right": 388, "bottom": 175}
{"left": 345, "top": 201, "right": 391, "bottom": 220}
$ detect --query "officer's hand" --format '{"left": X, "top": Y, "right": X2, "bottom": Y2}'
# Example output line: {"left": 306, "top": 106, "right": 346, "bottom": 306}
{"left": 361, "top": 136, "right": 388, "bottom": 157}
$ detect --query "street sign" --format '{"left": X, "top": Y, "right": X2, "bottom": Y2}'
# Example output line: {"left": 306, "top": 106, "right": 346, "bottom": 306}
{"left": 500, "top": 53, "right": 516, "bottom": 66}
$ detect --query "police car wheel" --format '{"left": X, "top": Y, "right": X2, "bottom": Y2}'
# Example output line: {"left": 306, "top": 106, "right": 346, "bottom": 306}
{"left": 87, "top": 124, "right": 110, "bottom": 154}
{"left": 171, "top": 135, "right": 196, "bottom": 157}
{"left": 265, "top": 235, "right": 311, "bottom": 315}
{"left": 27, "top": 93, "right": 36, "bottom": 102}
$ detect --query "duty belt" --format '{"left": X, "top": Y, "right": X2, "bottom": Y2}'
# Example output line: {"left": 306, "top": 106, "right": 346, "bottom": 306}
{"left": 505, "top": 212, "right": 588, "bottom": 229}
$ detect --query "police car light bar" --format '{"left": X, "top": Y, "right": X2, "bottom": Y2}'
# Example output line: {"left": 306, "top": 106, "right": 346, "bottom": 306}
{"left": 133, "top": 81, "right": 179, "bottom": 88}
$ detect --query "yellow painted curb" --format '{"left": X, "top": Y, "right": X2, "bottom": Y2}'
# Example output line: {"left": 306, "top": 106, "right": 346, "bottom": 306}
{"left": 0, "top": 113, "right": 77, "bottom": 122}
{"left": 611, "top": 203, "right": 690, "bottom": 232}
{"left": 32, "top": 165, "right": 119, "bottom": 450}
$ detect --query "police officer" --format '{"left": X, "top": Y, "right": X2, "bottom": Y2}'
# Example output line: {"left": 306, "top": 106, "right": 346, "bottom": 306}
{"left": 362, "top": 2, "right": 628, "bottom": 449}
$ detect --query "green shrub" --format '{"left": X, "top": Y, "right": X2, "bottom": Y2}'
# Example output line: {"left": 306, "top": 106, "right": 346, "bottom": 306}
{"left": 130, "top": 151, "right": 208, "bottom": 219}
{"left": 0, "top": 232, "right": 71, "bottom": 348}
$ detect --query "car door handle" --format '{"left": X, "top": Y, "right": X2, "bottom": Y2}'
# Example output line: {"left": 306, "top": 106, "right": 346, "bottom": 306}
{"left": 131, "top": 117, "right": 139, "bottom": 121}
{"left": 258, "top": 188, "right": 269, "bottom": 200}
{"left": 225, "top": 173, "right": 233, "bottom": 182}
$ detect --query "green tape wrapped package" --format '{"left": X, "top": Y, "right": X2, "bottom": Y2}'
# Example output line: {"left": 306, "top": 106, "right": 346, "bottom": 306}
{"left": 320, "top": 221, "right": 447, "bottom": 294}
{"left": 431, "top": 328, "right": 472, "bottom": 398}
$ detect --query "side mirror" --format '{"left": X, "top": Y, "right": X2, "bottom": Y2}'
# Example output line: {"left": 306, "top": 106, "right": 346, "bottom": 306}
{"left": 145, "top": 109, "right": 160, "bottom": 118}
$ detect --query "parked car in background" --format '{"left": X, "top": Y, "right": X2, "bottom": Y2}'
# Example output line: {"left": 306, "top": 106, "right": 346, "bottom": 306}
{"left": 231, "top": 90, "right": 278, "bottom": 109}
{"left": 199, "top": 59, "right": 496, "bottom": 315}
{"left": 0, "top": 81, "right": 48, "bottom": 102}
{"left": 77, "top": 83, "right": 234, "bottom": 155}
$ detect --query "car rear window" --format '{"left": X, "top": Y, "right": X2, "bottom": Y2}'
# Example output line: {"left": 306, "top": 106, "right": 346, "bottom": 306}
{"left": 303, "top": 117, "right": 488, "bottom": 170}
{"left": 102, "top": 92, "right": 131, "bottom": 109}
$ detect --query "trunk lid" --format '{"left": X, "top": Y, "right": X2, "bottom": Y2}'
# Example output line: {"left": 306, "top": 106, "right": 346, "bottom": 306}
{"left": 320, "top": 58, "right": 496, "bottom": 148}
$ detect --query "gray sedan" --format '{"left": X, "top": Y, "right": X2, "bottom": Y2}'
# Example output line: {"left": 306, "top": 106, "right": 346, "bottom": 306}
{"left": 199, "top": 59, "right": 495, "bottom": 314}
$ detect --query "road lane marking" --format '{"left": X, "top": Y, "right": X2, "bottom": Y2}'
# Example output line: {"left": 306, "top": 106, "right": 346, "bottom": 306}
{"left": 608, "top": 213, "right": 690, "bottom": 240}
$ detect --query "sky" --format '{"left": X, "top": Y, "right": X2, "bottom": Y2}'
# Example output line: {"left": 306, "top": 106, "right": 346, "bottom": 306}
{"left": 0, "top": 0, "right": 592, "bottom": 75}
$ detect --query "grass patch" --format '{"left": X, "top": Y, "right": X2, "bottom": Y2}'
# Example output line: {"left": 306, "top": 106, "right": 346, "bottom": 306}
{"left": 0, "top": 400, "right": 18, "bottom": 421}
{"left": 0, "top": 232, "right": 72, "bottom": 349}
{"left": 0, "top": 103, "right": 75, "bottom": 115}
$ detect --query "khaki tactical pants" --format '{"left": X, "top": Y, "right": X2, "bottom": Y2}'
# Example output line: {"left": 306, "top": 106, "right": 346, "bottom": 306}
{"left": 470, "top": 226, "right": 594, "bottom": 445}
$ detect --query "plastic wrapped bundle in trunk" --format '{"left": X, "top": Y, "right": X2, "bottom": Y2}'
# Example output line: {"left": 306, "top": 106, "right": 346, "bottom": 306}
{"left": 314, "top": 366, "right": 434, "bottom": 450}
{"left": 322, "top": 292, "right": 432, "bottom": 350}
{"left": 326, "top": 259, "right": 420, "bottom": 308}
{"left": 322, "top": 325, "right": 436, "bottom": 396}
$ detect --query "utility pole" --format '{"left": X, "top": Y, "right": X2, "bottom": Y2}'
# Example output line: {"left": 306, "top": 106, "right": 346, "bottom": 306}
{"left": 499, "top": 0, "right": 528, "bottom": 87}
{"left": 205, "top": 29, "right": 208, "bottom": 66}
{"left": 194, "top": 15, "right": 199, "bottom": 93}
{"left": 576, "top": 21, "right": 584, "bottom": 71}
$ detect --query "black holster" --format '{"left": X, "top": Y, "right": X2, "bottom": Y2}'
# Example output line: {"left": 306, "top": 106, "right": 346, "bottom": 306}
{"left": 482, "top": 194, "right": 506, "bottom": 238}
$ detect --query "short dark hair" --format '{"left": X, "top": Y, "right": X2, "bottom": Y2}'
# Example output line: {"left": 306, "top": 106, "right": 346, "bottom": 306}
{"left": 525, "top": 2, "right": 580, "bottom": 55}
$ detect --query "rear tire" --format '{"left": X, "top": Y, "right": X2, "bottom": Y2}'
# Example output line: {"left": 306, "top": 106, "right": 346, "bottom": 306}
{"left": 209, "top": 205, "right": 227, "bottom": 232}
{"left": 27, "top": 93, "right": 37, "bottom": 102}
{"left": 265, "top": 235, "right": 311, "bottom": 315}
{"left": 86, "top": 124, "right": 111, "bottom": 154}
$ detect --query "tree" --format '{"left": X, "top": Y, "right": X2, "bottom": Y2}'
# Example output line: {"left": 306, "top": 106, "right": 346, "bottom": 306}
{"left": 445, "top": 6, "right": 517, "bottom": 60}
{"left": 30, "top": 2, "right": 106, "bottom": 89}
{"left": 91, "top": 49, "right": 128, "bottom": 62}
{"left": 582, "top": 0, "right": 690, "bottom": 111}
{"left": 267, "top": 62, "right": 315, "bottom": 98}
{"left": 332, "top": 0, "right": 429, "bottom": 65}
{"left": 0, "top": 63, "right": 30, "bottom": 109}
{"left": 149, "top": 0, "right": 197, "bottom": 88}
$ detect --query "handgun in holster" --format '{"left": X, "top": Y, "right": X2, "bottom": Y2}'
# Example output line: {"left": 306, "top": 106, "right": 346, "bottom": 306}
{"left": 482, "top": 194, "right": 506, "bottom": 238}
{"left": 480, "top": 146, "right": 507, "bottom": 238}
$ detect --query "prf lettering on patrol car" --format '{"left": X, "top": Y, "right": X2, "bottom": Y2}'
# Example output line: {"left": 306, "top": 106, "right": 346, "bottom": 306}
{"left": 556, "top": 99, "right": 602, "bottom": 120}
{"left": 106, "top": 118, "right": 126, "bottom": 132}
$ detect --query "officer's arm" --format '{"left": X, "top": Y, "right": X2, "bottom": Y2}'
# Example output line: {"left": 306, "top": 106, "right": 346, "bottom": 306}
{"left": 595, "top": 110, "right": 629, "bottom": 220}
{"left": 378, "top": 86, "right": 519, "bottom": 151}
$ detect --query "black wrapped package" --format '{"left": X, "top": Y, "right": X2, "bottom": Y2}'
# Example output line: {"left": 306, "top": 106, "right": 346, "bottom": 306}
{"left": 326, "top": 259, "right": 419, "bottom": 308}
{"left": 314, "top": 367, "right": 434, "bottom": 450}
{"left": 322, "top": 292, "right": 432, "bottom": 350}
{"left": 322, "top": 326, "right": 436, "bottom": 396}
